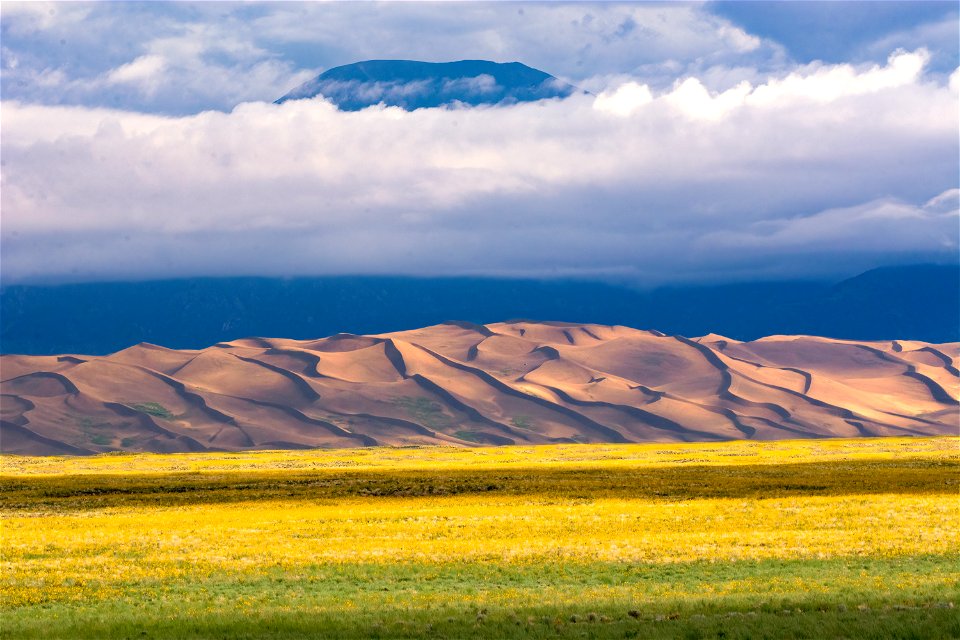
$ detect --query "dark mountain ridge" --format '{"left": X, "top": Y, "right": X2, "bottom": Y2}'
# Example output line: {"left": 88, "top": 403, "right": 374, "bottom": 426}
{"left": 1, "top": 265, "right": 957, "bottom": 356}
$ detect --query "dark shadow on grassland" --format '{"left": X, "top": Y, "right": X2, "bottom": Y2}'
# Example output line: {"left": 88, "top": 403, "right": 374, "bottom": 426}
{"left": 12, "top": 608, "right": 960, "bottom": 640}
{"left": 6, "top": 607, "right": 960, "bottom": 640}
{"left": 2, "top": 458, "right": 956, "bottom": 511}
{"left": 4, "top": 556, "right": 960, "bottom": 639}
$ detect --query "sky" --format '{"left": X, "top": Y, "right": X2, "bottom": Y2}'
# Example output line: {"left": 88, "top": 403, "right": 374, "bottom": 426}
{"left": 1, "top": 1, "right": 958, "bottom": 285}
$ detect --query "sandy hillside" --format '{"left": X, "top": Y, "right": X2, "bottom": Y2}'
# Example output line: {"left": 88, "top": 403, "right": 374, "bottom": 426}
{"left": 1, "top": 321, "right": 957, "bottom": 455}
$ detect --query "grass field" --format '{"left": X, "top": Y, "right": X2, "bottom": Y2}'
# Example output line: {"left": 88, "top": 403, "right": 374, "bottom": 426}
{"left": 2, "top": 437, "right": 958, "bottom": 638}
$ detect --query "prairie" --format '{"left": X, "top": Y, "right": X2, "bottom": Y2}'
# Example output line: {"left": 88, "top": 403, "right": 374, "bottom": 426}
{"left": 1, "top": 437, "right": 958, "bottom": 638}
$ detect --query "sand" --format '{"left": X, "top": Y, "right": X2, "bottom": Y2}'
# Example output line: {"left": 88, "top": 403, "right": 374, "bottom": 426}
{"left": 2, "top": 321, "right": 957, "bottom": 454}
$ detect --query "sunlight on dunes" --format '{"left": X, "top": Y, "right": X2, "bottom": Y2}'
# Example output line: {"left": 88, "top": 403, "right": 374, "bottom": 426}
{"left": 2, "top": 322, "right": 957, "bottom": 455}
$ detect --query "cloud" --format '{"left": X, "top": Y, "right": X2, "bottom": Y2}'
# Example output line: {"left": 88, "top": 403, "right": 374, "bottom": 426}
{"left": 708, "top": 1, "right": 959, "bottom": 73}
{"left": 1, "top": 2, "right": 788, "bottom": 114}
{"left": 4, "top": 1, "right": 957, "bottom": 119}
{"left": 0, "top": 2, "right": 92, "bottom": 34}
{"left": 105, "top": 54, "right": 168, "bottom": 96}
{"left": 443, "top": 74, "right": 500, "bottom": 97}
{"left": 1, "top": 51, "right": 957, "bottom": 284}
{"left": 593, "top": 82, "right": 653, "bottom": 116}
{"left": 0, "top": 3, "right": 319, "bottom": 115}
{"left": 284, "top": 78, "right": 436, "bottom": 105}
{"left": 700, "top": 192, "right": 959, "bottom": 253}
{"left": 646, "top": 50, "right": 930, "bottom": 121}
{"left": 861, "top": 14, "right": 960, "bottom": 74}
{"left": 746, "top": 49, "right": 928, "bottom": 106}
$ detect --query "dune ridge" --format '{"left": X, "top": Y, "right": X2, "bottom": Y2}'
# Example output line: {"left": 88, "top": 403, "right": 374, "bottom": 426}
{"left": 1, "top": 321, "right": 957, "bottom": 455}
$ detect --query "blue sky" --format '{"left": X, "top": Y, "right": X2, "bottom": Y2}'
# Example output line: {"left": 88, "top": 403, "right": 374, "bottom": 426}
{"left": 1, "top": 1, "right": 957, "bottom": 284}
{"left": 710, "top": 1, "right": 958, "bottom": 69}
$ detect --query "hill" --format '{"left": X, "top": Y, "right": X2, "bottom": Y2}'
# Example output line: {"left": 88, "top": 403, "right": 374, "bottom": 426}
{"left": 2, "top": 320, "right": 956, "bottom": 455}
{"left": 275, "top": 59, "right": 582, "bottom": 109}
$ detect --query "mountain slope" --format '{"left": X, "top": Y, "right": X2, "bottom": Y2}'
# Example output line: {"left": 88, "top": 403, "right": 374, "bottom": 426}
{"left": 2, "top": 265, "right": 957, "bottom": 356}
{"left": 275, "top": 59, "right": 582, "bottom": 110}
{"left": 2, "top": 321, "right": 956, "bottom": 455}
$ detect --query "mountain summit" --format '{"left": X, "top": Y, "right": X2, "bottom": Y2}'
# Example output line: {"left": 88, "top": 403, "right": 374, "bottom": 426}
{"left": 275, "top": 59, "right": 583, "bottom": 110}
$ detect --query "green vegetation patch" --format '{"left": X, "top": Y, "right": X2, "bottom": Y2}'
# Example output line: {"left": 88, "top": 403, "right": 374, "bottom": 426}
{"left": 128, "top": 402, "right": 175, "bottom": 420}
{"left": 3, "top": 556, "right": 958, "bottom": 639}
{"left": 392, "top": 396, "right": 453, "bottom": 429}
{"left": 510, "top": 415, "right": 536, "bottom": 431}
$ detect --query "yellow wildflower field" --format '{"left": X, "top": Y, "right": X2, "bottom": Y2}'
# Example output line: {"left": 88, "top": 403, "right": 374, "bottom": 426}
{"left": 1, "top": 437, "right": 958, "bottom": 638}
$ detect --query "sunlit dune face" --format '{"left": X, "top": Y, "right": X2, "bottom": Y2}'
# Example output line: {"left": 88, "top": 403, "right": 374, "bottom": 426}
{"left": 2, "top": 322, "right": 956, "bottom": 455}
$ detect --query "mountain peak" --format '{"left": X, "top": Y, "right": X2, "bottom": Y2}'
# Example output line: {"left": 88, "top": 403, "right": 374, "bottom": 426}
{"left": 275, "top": 59, "right": 583, "bottom": 110}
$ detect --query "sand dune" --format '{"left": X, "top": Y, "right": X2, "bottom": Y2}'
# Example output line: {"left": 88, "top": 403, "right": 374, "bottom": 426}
{"left": 2, "top": 321, "right": 957, "bottom": 455}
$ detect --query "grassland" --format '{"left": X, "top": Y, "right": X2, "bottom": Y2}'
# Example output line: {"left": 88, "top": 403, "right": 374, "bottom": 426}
{"left": 1, "top": 437, "right": 958, "bottom": 638}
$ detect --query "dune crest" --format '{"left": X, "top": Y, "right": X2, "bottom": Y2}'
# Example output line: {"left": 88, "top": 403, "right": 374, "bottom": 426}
{"left": 2, "top": 322, "right": 957, "bottom": 455}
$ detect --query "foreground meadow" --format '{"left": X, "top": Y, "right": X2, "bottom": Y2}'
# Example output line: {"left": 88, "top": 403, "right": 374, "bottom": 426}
{"left": 1, "top": 437, "right": 958, "bottom": 638}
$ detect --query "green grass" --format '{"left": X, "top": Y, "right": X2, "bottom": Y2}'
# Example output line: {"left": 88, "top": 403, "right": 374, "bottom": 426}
{"left": 510, "top": 415, "right": 537, "bottom": 431}
{"left": 128, "top": 402, "right": 176, "bottom": 419}
{"left": 453, "top": 429, "right": 489, "bottom": 443}
{"left": 5, "top": 557, "right": 958, "bottom": 639}
{"left": 12, "top": 608, "right": 959, "bottom": 640}
{"left": 392, "top": 396, "right": 453, "bottom": 430}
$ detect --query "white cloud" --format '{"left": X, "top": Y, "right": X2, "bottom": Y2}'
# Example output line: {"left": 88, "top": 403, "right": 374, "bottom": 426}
{"left": 716, "top": 23, "right": 762, "bottom": 54}
{"left": 105, "top": 54, "right": 168, "bottom": 97}
{"left": 593, "top": 82, "right": 652, "bottom": 116}
{"left": 249, "top": 2, "right": 775, "bottom": 79}
{"left": 1, "top": 51, "right": 957, "bottom": 284}
{"left": 596, "top": 49, "right": 937, "bottom": 124}
{"left": 648, "top": 50, "right": 932, "bottom": 122}
{"left": 747, "top": 49, "right": 928, "bottom": 107}
{"left": 443, "top": 74, "right": 500, "bottom": 97}
{"left": 0, "top": 4, "right": 320, "bottom": 115}
{"left": 860, "top": 14, "right": 960, "bottom": 73}
{"left": 925, "top": 188, "right": 960, "bottom": 214}
{"left": 663, "top": 78, "right": 752, "bottom": 121}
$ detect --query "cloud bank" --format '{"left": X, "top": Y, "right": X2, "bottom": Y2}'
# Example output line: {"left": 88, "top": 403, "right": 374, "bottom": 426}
{"left": 1, "top": 50, "right": 958, "bottom": 284}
